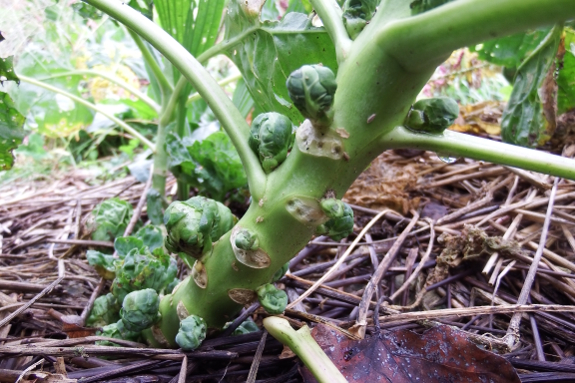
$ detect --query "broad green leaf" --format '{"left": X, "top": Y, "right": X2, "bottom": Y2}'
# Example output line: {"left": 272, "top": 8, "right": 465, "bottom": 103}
{"left": 154, "top": 0, "right": 195, "bottom": 51}
{"left": 166, "top": 131, "right": 247, "bottom": 201}
{"left": 86, "top": 250, "right": 117, "bottom": 279}
{"left": 166, "top": 132, "right": 198, "bottom": 185}
{"left": 11, "top": 49, "right": 94, "bottom": 138}
{"left": 0, "top": 91, "right": 25, "bottom": 171}
{"left": 501, "top": 27, "right": 561, "bottom": 147}
{"left": 0, "top": 56, "right": 20, "bottom": 85}
{"left": 471, "top": 28, "right": 551, "bottom": 69}
{"left": 558, "top": 28, "right": 575, "bottom": 115}
{"left": 224, "top": 1, "right": 338, "bottom": 125}
{"left": 114, "top": 236, "right": 145, "bottom": 258}
{"left": 232, "top": 78, "right": 255, "bottom": 118}
{"left": 186, "top": 0, "right": 228, "bottom": 57}
{"left": 134, "top": 225, "right": 165, "bottom": 252}
{"left": 189, "top": 132, "right": 247, "bottom": 201}
{"left": 127, "top": 0, "right": 154, "bottom": 20}
{"left": 286, "top": 0, "right": 312, "bottom": 14}
{"left": 89, "top": 198, "right": 133, "bottom": 242}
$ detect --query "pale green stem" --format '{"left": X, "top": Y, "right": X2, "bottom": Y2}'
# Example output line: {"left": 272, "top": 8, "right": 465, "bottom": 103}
{"left": 38, "top": 70, "right": 161, "bottom": 112}
{"left": 263, "top": 317, "right": 348, "bottom": 383}
{"left": 380, "top": 126, "right": 575, "bottom": 180}
{"left": 128, "top": 28, "right": 173, "bottom": 98}
{"left": 153, "top": 118, "right": 169, "bottom": 195}
{"left": 381, "top": 0, "right": 575, "bottom": 71}
{"left": 310, "top": 0, "right": 352, "bottom": 63}
{"left": 84, "top": 0, "right": 266, "bottom": 199}
{"left": 167, "top": 25, "right": 259, "bottom": 116}
{"left": 185, "top": 73, "right": 242, "bottom": 107}
{"left": 19, "top": 75, "right": 156, "bottom": 152}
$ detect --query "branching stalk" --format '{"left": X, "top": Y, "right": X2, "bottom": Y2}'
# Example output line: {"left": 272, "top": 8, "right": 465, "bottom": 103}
{"left": 38, "top": 70, "right": 160, "bottom": 112}
{"left": 381, "top": 127, "right": 575, "bottom": 180}
{"left": 310, "top": 0, "right": 352, "bottom": 63}
{"left": 380, "top": 0, "right": 575, "bottom": 71}
{"left": 19, "top": 75, "right": 156, "bottom": 152}
{"left": 85, "top": 0, "right": 266, "bottom": 198}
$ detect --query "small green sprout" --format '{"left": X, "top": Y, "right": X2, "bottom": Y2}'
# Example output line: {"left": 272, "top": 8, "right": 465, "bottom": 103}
{"left": 232, "top": 319, "right": 260, "bottom": 335}
{"left": 234, "top": 228, "right": 259, "bottom": 251}
{"left": 86, "top": 293, "right": 120, "bottom": 327}
{"left": 342, "top": 0, "right": 378, "bottom": 39}
{"left": 248, "top": 112, "right": 295, "bottom": 173}
{"left": 271, "top": 262, "right": 289, "bottom": 283}
{"left": 286, "top": 65, "right": 337, "bottom": 128}
{"left": 405, "top": 97, "right": 459, "bottom": 134}
{"left": 97, "top": 320, "right": 141, "bottom": 345}
{"left": 164, "top": 197, "right": 237, "bottom": 259}
{"left": 316, "top": 199, "right": 355, "bottom": 241}
{"left": 120, "top": 288, "right": 161, "bottom": 332}
{"left": 88, "top": 198, "right": 133, "bottom": 242}
{"left": 112, "top": 247, "right": 177, "bottom": 302}
{"left": 175, "top": 315, "right": 207, "bottom": 350}
{"left": 256, "top": 283, "right": 288, "bottom": 314}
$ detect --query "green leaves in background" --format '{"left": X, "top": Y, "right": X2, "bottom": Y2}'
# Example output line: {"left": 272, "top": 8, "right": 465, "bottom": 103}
{"left": 0, "top": 57, "right": 20, "bottom": 85}
{"left": 223, "top": 0, "right": 338, "bottom": 125}
{"left": 1, "top": 32, "right": 25, "bottom": 171}
{"left": 0, "top": 92, "right": 25, "bottom": 171}
{"left": 501, "top": 27, "right": 561, "bottom": 147}
{"left": 166, "top": 131, "right": 247, "bottom": 202}
{"left": 558, "top": 28, "right": 575, "bottom": 115}
{"left": 471, "top": 28, "right": 551, "bottom": 69}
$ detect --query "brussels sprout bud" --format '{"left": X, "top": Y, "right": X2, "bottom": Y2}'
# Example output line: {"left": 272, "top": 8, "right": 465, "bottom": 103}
{"left": 405, "top": 97, "right": 459, "bottom": 134}
{"left": 86, "top": 293, "right": 120, "bottom": 328}
{"left": 249, "top": 113, "right": 295, "bottom": 173}
{"left": 175, "top": 315, "right": 207, "bottom": 350}
{"left": 256, "top": 283, "right": 288, "bottom": 314}
{"left": 271, "top": 262, "right": 289, "bottom": 283}
{"left": 342, "top": 0, "right": 378, "bottom": 39}
{"left": 286, "top": 65, "right": 337, "bottom": 128}
{"left": 232, "top": 319, "right": 260, "bottom": 335}
{"left": 164, "top": 197, "right": 236, "bottom": 259}
{"left": 234, "top": 228, "right": 259, "bottom": 251}
{"left": 120, "top": 289, "right": 161, "bottom": 332}
{"left": 316, "top": 199, "right": 354, "bottom": 241}
{"left": 97, "top": 320, "right": 141, "bottom": 345}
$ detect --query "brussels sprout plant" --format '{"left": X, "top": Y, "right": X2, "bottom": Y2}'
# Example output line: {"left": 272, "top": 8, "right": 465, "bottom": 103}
{"left": 30, "top": 0, "right": 575, "bottom": 353}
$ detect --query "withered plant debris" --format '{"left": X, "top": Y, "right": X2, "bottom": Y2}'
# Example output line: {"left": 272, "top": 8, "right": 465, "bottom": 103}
{"left": 302, "top": 323, "right": 520, "bottom": 383}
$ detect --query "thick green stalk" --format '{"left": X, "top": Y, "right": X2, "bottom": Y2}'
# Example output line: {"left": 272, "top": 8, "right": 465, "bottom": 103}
{"left": 38, "top": 70, "right": 160, "bottom": 112}
{"left": 380, "top": 0, "right": 575, "bottom": 71}
{"left": 381, "top": 127, "right": 575, "bottom": 180}
{"left": 85, "top": 0, "right": 267, "bottom": 199}
{"left": 310, "top": 0, "right": 352, "bottom": 63}
{"left": 19, "top": 75, "right": 156, "bottom": 151}
{"left": 152, "top": 116, "right": 170, "bottom": 197}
